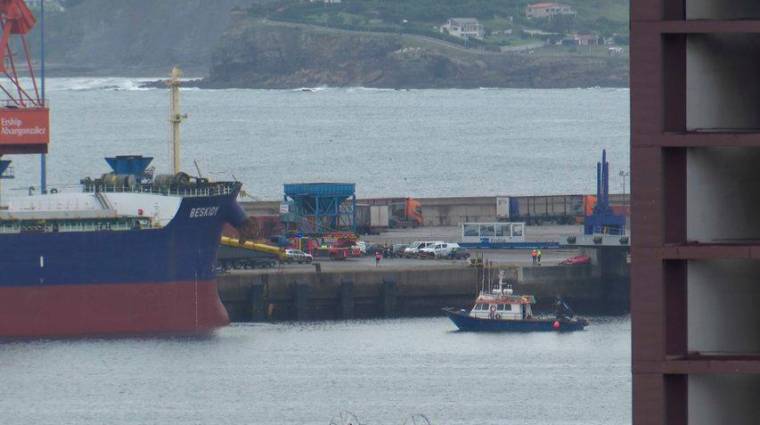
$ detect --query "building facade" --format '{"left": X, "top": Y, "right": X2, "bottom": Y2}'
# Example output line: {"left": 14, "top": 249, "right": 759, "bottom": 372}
{"left": 525, "top": 3, "right": 576, "bottom": 19}
{"left": 440, "top": 18, "right": 485, "bottom": 40}
{"left": 632, "top": 1, "right": 760, "bottom": 425}
{"left": 564, "top": 33, "right": 600, "bottom": 46}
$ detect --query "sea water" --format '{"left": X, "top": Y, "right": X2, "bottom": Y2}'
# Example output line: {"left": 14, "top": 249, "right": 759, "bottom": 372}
{"left": 0, "top": 317, "right": 630, "bottom": 425}
{"left": 4, "top": 80, "right": 629, "bottom": 201}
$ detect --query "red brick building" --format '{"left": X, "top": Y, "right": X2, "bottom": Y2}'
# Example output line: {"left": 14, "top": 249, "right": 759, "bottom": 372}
{"left": 632, "top": 1, "right": 760, "bottom": 424}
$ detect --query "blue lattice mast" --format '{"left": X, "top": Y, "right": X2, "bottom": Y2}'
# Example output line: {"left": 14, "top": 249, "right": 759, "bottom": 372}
{"left": 584, "top": 150, "right": 625, "bottom": 235}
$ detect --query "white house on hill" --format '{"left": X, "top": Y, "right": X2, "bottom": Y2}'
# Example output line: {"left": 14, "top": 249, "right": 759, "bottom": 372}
{"left": 525, "top": 3, "right": 576, "bottom": 18}
{"left": 440, "top": 18, "right": 485, "bottom": 40}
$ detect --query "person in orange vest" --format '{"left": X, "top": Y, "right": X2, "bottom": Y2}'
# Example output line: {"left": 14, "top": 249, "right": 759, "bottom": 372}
{"left": 531, "top": 249, "right": 538, "bottom": 265}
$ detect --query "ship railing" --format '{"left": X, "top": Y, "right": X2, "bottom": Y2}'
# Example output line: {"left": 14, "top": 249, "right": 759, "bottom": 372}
{"left": 82, "top": 184, "right": 237, "bottom": 197}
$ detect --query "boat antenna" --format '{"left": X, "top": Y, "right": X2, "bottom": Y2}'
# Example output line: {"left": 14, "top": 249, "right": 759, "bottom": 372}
{"left": 480, "top": 257, "right": 485, "bottom": 294}
{"left": 488, "top": 261, "right": 492, "bottom": 292}
{"left": 193, "top": 159, "right": 202, "bottom": 178}
{"left": 488, "top": 260, "right": 492, "bottom": 291}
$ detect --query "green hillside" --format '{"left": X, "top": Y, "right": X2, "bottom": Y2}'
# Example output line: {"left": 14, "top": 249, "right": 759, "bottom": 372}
{"left": 248, "top": 0, "right": 629, "bottom": 49}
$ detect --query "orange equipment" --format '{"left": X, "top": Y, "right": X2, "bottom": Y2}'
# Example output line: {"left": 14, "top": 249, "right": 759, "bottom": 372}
{"left": 0, "top": 0, "right": 49, "bottom": 154}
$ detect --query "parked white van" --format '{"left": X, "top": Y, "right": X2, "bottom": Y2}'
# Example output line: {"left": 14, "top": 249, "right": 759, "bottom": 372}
{"left": 403, "top": 241, "right": 444, "bottom": 258}
{"left": 419, "top": 242, "right": 460, "bottom": 259}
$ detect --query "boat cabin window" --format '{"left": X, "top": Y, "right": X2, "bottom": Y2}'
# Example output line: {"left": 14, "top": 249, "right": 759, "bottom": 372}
{"left": 497, "top": 304, "right": 505, "bottom": 311}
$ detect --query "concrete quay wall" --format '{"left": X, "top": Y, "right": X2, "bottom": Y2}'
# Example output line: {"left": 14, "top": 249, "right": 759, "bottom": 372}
{"left": 218, "top": 267, "right": 477, "bottom": 322}
{"left": 217, "top": 262, "right": 629, "bottom": 322}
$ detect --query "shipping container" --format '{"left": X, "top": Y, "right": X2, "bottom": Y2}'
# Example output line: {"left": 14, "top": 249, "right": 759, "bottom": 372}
{"left": 508, "top": 195, "right": 585, "bottom": 224}
{"left": 496, "top": 197, "right": 510, "bottom": 219}
{"left": 361, "top": 198, "right": 422, "bottom": 228}
{"left": 370, "top": 205, "right": 389, "bottom": 228}
{"left": 584, "top": 195, "right": 597, "bottom": 216}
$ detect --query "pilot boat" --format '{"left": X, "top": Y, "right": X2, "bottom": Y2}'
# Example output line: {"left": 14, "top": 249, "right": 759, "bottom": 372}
{"left": 443, "top": 271, "right": 588, "bottom": 332}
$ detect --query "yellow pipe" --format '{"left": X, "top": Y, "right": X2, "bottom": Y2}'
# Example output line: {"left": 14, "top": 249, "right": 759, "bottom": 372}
{"left": 220, "top": 236, "right": 286, "bottom": 260}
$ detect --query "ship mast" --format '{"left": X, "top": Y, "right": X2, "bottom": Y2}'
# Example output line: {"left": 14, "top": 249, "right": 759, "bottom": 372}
{"left": 168, "top": 66, "right": 185, "bottom": 174}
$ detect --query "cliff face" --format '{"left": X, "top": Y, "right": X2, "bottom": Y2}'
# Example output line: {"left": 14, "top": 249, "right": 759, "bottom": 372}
{"left": 209, "top": 22, "right": 401, "bottom": 87}
{"left": 204, "top": 20, "right": 628, "bottom": 89}
{"left": 36, "top": 0, "right": 249, "bottom": 76}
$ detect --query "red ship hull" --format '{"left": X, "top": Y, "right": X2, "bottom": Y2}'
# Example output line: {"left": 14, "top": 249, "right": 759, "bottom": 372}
{"left": 0, "top": 280, "right": 229, "bottom": 338}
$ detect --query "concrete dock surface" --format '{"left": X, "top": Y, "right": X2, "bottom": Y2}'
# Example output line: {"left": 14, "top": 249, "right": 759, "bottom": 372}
{"left": 362, "top": 224, "right": 584, "bottom": 244}
{"left": 225, "top": 247, "right": 581, "bottom": 276}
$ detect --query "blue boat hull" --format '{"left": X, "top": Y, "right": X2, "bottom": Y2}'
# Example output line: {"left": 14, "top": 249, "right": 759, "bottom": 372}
{"left": 443, "top": 308, "right": 587, "bottom": 332}
{"left": 0, "top": 191, "right": 246, "bottom": 288}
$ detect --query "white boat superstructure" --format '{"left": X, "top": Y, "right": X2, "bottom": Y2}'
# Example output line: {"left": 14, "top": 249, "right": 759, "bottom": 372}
{"left": 469, "top": 270, "right": 535, "bottom": 321}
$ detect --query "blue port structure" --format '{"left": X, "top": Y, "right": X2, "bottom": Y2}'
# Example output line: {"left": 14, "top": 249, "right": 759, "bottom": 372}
{"left": 283, "top": 183, "right": 356, "bottom": 235}
{"left": 584, "top": 150, "right": 626, "bottom": 235}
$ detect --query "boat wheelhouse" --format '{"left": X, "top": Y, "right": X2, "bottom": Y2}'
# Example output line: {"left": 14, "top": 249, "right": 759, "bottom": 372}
{"left": 469, "top": 287, "right": 535, "bottom": 321}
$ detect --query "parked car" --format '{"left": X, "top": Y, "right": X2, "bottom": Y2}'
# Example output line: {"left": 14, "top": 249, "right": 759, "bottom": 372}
{"left": 447, "top": 246, "right": 471, "bottom": 260}
{"left": 434, "top": 242, "right": 461, "bottom": 258}
{"left": 391, "top": 244, "right": 409, "bottom": 258}
{"left": 285, "top": 249, "right": 313, "bottom": 264}
{"left": 356, "top": 241, "right": 368, "bottom": 255}
{"left": 403, "top": 241, "right": 444, "bottom": 258}
{"left": 365, "top": 243, "right": 385, "bottom": 255}
{"left": 560, "top": 255, "right": 591, "bottom": 265}
{"left": 417, "top": 245, "right": 436, "bottom": 259}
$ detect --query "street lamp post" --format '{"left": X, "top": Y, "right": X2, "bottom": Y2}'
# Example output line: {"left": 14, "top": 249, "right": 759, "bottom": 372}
{"left": 619, "top": 170, "right": 630, "bottom": 233}
{"left": 619, "top": 170, "right": 630, "bottom": 199}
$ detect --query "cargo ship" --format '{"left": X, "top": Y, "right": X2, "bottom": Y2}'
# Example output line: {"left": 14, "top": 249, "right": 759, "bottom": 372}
{"left": 0, "top": 156, "right": 247, "bottom": 338}
{"left": 0, "top": 2, "right": 251, "bottom": 338}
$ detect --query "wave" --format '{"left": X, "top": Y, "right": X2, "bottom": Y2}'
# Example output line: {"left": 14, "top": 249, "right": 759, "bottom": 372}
{"left": 290, "top": 86, "right": 330, "bottom": 93}
{"left": 42, "top": 77, "right": 158, "bottom": 92}
{"left": 346, "top": 87, "right": 399, "bottom": 92}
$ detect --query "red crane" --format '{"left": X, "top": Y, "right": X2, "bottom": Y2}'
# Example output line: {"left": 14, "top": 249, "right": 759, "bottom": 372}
{"left": 0, "top": 0, "right": 48, "bottom": 155}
